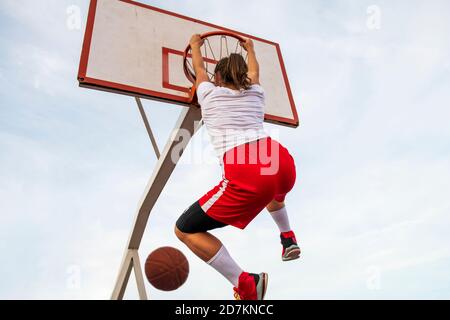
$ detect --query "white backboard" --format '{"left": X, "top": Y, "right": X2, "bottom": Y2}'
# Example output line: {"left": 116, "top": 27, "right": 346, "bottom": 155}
{"left": 78, "top": 0, "right": 299, "bottom": 127}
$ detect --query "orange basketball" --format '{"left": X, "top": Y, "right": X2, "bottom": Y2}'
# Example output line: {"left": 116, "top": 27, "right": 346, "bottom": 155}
{"left": 144, "top": 247, "right": 189, "bottom": 291}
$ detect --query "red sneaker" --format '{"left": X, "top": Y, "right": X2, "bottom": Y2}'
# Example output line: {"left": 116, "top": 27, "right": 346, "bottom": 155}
{"left": 233, "top": 272, "right": 268, "bottom": 300}
{"left": 281, "top": 231, "right": 301, "bottom": 261}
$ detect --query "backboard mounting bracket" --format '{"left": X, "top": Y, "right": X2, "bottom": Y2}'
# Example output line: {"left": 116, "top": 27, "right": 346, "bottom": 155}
{"left": 135, "top": 97, "right": 161, "bottom": 159}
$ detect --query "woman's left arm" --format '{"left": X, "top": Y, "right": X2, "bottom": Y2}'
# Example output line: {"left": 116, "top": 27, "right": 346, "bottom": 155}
{"left": 190, "top": 34, "right": 210, "bottom": 88}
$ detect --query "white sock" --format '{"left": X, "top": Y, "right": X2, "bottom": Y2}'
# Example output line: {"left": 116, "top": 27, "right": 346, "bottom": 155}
{"left": 207, "top": 245, "right": 243, "bottom": 287}
{"left": 270, "top": 206, "right": 291, "bottom": 233}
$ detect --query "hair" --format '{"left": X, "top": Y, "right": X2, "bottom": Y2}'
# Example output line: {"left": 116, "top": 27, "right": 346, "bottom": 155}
{"left": 214, "top": 53, "right": 251, "bottom": 90}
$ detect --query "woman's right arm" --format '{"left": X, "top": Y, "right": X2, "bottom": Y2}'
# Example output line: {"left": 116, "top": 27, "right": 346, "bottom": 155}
{"left": 190, "top": 34, "right": 210, "bottom": 88}
{"left": 242, "top": 39, "right": 260, "bottom": 85}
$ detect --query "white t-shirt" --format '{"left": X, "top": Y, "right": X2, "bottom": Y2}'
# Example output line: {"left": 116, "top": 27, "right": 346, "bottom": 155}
{"left": 197, "top": 81, "right": 269, "bottom": 158}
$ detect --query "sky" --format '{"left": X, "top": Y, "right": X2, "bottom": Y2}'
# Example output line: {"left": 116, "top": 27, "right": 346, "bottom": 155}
{"left": 0, "top": 0, "right": 450, "bottom": 300}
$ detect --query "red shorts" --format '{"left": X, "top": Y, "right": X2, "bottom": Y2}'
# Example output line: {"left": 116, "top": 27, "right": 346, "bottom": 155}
{"left": 199, "top": 137, "right": 297, "bottom": 229}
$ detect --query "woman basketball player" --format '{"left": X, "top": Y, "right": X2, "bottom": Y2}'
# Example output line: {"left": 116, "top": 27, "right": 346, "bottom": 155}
{"left": 175, "top": 34, "right": 299, "bottom": 300}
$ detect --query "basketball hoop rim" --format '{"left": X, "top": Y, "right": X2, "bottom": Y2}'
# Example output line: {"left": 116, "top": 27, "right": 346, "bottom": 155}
{"left": 183, "top": 31, "right": 246, "bottom": 85}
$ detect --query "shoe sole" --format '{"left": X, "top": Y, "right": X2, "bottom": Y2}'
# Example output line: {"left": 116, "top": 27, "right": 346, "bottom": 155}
{"left": 282, "top": 247, "right": 301, "bottom": 261}
{"left": 258, "top": 273, "right": 268, "bottom": 300}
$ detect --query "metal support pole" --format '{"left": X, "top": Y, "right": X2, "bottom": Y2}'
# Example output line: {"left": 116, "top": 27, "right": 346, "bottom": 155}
{"left": 135, "top": 97, "right": 161, "bottom": 159}
{"left": 111, "top": 106, "right": 202, "bottom": 300}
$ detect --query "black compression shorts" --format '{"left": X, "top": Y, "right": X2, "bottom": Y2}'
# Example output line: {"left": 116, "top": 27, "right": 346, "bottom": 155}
{"left": 176, "top": 201, "right": 228, "bottom": 234}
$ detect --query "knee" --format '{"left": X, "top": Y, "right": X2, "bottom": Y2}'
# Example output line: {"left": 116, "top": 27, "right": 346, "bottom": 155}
{"left": 174, "top": 225, "right": 187, "bottom": 242}
{"left": 267, "top": 200, "right": 285, "bottom": 212}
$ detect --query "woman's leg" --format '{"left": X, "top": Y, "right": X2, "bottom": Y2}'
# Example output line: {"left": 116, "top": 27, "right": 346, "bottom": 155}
{"left": 174, "top": 227, "right": 222, "bottom": 262}
{"left": 174, "top": 181, "right": 269, "bottom": 299}
{"left": 266, "top": 199, "right": 300, "bottom": 261}
{"left": 175, "top": 226, "right": 243, "bottom": 287}
{"left": 266, "top": 200, "right": 292, "bottom": 233}
{"left": 174, "top": 201, "right": 243, "bottom": 287}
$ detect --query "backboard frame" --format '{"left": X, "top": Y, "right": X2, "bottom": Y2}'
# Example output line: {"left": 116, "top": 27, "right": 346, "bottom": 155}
{"left": 78, "top": 0, "right": 299, "bottom": 127}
